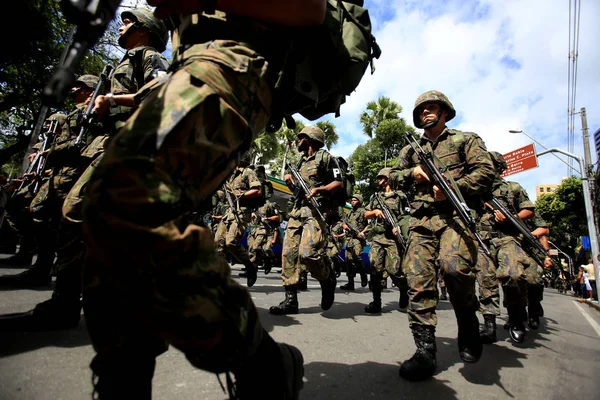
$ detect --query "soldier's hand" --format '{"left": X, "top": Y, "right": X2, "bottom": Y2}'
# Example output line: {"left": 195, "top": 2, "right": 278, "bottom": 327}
{"left": 413, "top": 165, "right": 429, "bottom": 183}
{"left": 544, "top": 257, "right": 553, "bottom": 268}
{"left": 373, "top": 209, "right": 384, "bottom": 219}
{"left": 494, "top": 210, "right": 507, "bottom": 223}
{"left": 150, "top": 0, "right": 206, "bottom": 19}
{"left": 392, "top": 227, "right": 398, "bottom": 236}
{"left": 284, "top": 174, "right": 294, "bottom": 184}
{"left": 28, "top": 152, "right": 38, "bottom": 162}
{"left": 432, "top": 185, "right": 447, "bottom": 201}
{"left": 306, "top": 187, "right": 319, "bottom": 200}
{"left": 342, "top": 223, "right": 349, "bottom": 231}
{"left": 94, "top": 95, "right": 111, "bottom": 119}
{"left": 358, "top": 232, "right": 365, "bottom": 239}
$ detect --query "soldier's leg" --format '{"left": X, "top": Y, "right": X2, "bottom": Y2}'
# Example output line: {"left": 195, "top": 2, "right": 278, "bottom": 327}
{"left": 341, "top": 241, "right": 356, "bottom": 290}
{"left": 439, "top": 219, "right": 481, "bottom": 363}
{"left": 270, "top": 216, "right": 301, "bottom": 314}
{"left": 476, "top": 250, "right": 500, "bottom": 344}
{"left": 495, "top": 239, "right": 531, "bottom": 343}
{"left": 350, "top": 238, "right": 369, "bottom": 287}
{"left": 2, "top": 185, "right": 36, "bottom": 265}
{"left": 399, "top": 226, "right": 438, "bottom": 381}
{"left": 214, "top": 221, "right": 228, "bottom": 257}
{"left": 82, "top": 60, "right": 302, "bottom": 397}
{"left": 524, "top": 262, "right": 544, "bottom": 330}
{"left": 261, "top": 233, "right": 275, "bottom": 274}
{"left": 225, "top": 215, "right": 257, "bottom": 286}
{"left": 384, "top": 240, "right": 409, "bottom": 310}
{"left": 438, "top": 268, "right": 447, "bottom": 300}
{"left": 298, "top": 214, "right": 336, "bottom": 311}
{"left": 365, "top": 240, "right": 385, "bottom": 313}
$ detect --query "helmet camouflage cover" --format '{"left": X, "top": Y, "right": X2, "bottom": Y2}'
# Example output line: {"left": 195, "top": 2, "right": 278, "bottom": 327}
{"left": 298, "top": 126, "right": 325, "bottom": 145}
{"left": 489, "top": 151, "right": 508, "bottom": 173}
{"left": 121, "top": 8, "right": 169, "bottom": 52}
{"left": 46, "top": 113, "right": 67, "bottom": 126}
{"left": 351, "top": 194, "right": 363, "bottom": 204}
{"left": 74, "top": 75, "right": 99, "bottom": 90}
{"left": 412, "top": 90, "right": 456, "bottom": 128}
{"left": 377, "top": 167, "right": 392, "bottom": 180}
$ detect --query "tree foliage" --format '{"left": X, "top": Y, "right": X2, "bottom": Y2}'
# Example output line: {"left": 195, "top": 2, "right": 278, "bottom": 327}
{"left": 359, "top": 96, "right": 401, "bottom": 138}
{"left": 535, "top": 177, "right": 590, "bottom": 261}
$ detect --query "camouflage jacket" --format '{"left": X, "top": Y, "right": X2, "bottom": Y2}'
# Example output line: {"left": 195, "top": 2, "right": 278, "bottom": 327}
{"left": 254, "top": 200, "right": 280, "bottom": 235}
{"left": 345, "top": 206, "right": 368, "bottom": 239}
{"left": 366, "top": 190, "right": 410, "bottom": 241}
{"left": 224, "top": 167, "right": 261, "bottom": 219}
{"left": 390, "top": 128, "right": 494, "bottom": 217}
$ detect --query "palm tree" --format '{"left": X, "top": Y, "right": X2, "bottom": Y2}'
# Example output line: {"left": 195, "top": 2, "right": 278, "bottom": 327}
{"left": 316, "top": 120, "right": 339, "bottom": 150}
{"left": 276, "top": 119, "right": 305, "bottom": 179}
{"left": 359, "top": 96, "right": 401, "bottom": 138}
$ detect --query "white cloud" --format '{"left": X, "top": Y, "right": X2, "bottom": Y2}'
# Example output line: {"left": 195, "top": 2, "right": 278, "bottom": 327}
{"left": 323, "top": 0, "right": 600, "bottom": 199}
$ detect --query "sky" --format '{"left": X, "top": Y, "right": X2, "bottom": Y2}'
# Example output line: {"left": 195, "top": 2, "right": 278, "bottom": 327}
{"left": 314, "top": 0, "right": 600, "bottom": 200}
{"left": 119, "top": 0, "right": 600, "bottom": 199}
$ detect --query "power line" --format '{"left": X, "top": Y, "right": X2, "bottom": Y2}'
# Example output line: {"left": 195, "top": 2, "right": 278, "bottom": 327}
{"left": 567, "top": 0, "right": 582, "bottom": 176}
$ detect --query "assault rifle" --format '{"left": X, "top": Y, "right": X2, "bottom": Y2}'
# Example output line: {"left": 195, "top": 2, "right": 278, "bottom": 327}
{"left": 222, "top": 183, "right": 241, "bottom": 225}
{"left": 341, "top": 216, "right": 362, "bottom": 240}
{"left": 485, "top": 197, "right": 548, "bottom": 267}
{"left": 74, "top": 63, "right": 115, "bottom": 145}
{"left": 373, "top": 194, "right": 407, "bottom": 253}
{"left": 405, "top": 134, "right": 492, "bottom": 257}
{"left": 286, "top": 161, "right": 345, "bottom": 261}
{"left": 43, "top": 0, "right": 121, "bottom": 106}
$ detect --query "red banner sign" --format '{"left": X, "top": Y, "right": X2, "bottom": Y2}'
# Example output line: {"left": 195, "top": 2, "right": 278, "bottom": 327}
{"left": 501, "top": 143, "right": 538, "bottom": 177}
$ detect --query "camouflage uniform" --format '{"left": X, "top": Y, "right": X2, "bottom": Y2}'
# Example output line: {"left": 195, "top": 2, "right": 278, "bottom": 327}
{"left": 247, "top": 200, "right": 280, "bottom": 271}
{"left": 326, "top": 216, "right": 345, "bottom": 277}
{"left": 343, "top": 195, "right": 368, "bottom": 285}
{"left": 391, "top": 128, "right": 494, "bottom": 326}
{"left": 523, "top": 214, "right": 549, "bottom": 328}
{"left": 217, "top": 166, "right": 262, "bottom": 270}
{"left": 81, "top": 11, "right": 285, "bottom": 385}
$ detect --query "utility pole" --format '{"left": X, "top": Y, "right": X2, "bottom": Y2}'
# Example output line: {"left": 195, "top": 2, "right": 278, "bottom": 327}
{"left": 581, "top": 107, "right": 599, "bottom": 253}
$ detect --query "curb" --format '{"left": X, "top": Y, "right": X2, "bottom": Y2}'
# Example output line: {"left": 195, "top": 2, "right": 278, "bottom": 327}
{"left": 576, "top": 298, "right": 600, "bottom": 312}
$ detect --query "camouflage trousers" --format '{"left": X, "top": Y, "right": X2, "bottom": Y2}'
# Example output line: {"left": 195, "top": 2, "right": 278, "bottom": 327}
{"left": 81, "top": 42, "right": 273, "bottom": 376}
{"left": 247, "top": 228, "right": 276, "bottom": 265}
{"left": 369, "top": 235, "right": 400, "bottom": 279}
{"left": 476, "top": 246, "right": 501, "bottom": 316}
{"left": 216, "top": 213, "right": 252, "bottom": 267}
{"left": 403, "top": 216, "right": 479, "bottom": 327}
{"left": 345, "top": 237, "right": 365, "bottom": 278}
{"left": 4, "top": 182, "right": 36, "bottom": 241}
{"left": 281, "top": 206, "right": 331, "bottom": 286}
{"left": 493, "top": 237, "right": 534, "bottom": 310}
{"left": 213, "top": 220, "right": 227, "bottom": 249}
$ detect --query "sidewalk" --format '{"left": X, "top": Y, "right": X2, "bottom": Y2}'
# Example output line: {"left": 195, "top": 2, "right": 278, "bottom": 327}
{"left": 576, "top": 297, "right": 600, "bottom": 312}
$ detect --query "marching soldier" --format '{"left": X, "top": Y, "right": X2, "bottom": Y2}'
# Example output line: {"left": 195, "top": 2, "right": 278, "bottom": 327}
{"left": 248, "top": 198, "right": 281, "bottom": 275}
{"left": 390, "top": 91, "right": 495, "bottom": 381}
{"left": 363, "top": 168, "right": 410, "bottom": 313}
{"left": 340, "top": 194, "right": 369, "bottom": 290}
{"left": 269, "top": 125, "right": 341, "bottom": 315}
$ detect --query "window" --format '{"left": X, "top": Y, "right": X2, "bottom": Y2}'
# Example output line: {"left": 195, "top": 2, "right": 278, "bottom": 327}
{"left": 539, "top": 188, "right": 544, "bottom": 192}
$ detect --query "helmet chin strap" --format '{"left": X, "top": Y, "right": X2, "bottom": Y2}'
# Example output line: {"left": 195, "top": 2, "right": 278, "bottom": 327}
{"left": 421, "top": 109, "right": 443, "bottom": 129}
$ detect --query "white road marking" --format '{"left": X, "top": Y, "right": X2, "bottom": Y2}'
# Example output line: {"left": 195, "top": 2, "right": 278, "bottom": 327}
{"left": 573, "top": 301, "right": 600, "bottom": 337}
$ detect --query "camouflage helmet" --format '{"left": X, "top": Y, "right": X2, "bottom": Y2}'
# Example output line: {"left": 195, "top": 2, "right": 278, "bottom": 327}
{"left": 46, "top": 113, "right": 67, "bottom": 126}
{"left": 412, "top": 90, "right": 456, "bottom": 128}
{"left": 74, "top": 75, "right": 99, "bottom": 90}
{"left": 377, "top": 167, "right": 392, "bottom": 180}
{"left": 298, "top": 126, "right": 325, "bottom": 146}
{"left": 489, "top": 151, "right": 508, "bottom": 173}
{"left": 238, "top": 151, "right": 252, "bottom": 166}
{"left": 351, "top": 194, "right": 363, "bottom": 204}
{"left": 120, "top": 8, "right": 169, "bottom": 52}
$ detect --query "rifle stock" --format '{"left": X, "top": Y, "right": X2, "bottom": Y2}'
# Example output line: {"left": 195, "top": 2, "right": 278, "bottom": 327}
{"left": 405, "top": 134, "right": 491, "bottom": 257}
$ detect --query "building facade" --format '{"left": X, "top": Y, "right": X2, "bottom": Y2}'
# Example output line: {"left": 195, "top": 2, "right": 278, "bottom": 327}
{"left": 536, "top": 184, "right": 559, "bottom": 200}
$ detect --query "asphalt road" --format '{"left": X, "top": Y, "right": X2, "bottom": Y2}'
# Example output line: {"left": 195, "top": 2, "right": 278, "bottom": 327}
{"left": 0, "top": 257, "right": 599, "bottom": 400}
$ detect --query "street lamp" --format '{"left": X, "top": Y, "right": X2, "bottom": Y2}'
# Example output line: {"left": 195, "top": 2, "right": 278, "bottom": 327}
{"left": 508, "top": 130, "right": 581, "bottom": 174}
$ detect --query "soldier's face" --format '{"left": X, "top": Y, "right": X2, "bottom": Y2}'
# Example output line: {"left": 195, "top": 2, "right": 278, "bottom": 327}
{"left": 119, "top": 18, "right": 135, "bottom": 36}
{"left": 378, "top": 177, "right": 388, "bottom": 188}
{"left": 418, "top": 102, "right": 447, "bottom": 126}
{"left": 296, "top": 135, "right": 309, "bottom": 151}
{"left": 351, "top": 198, "right": 360, "bottom": 207}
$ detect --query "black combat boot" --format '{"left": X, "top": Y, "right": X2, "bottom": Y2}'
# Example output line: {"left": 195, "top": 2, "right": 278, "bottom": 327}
{"left": 2, "top": 240, "right": 34, "bottom": 266}
{"left": 297, "top": 271, "right": 308, "bottom": 291}
{"left": 89, "top": 352, "right": 156, "bottom": 399}
{"left": 263, "top": 257, "right": 273, "bottom": 275}
{"left": 507, "top": 307, "right": 526, "bottom": 343}
{"left": 340, "top": 277, "right": 355, "bottom": 291}
{"left": 527, "top": 284, "right": 542, "bottom": 330}
{"left": 0, "top": 292, "right": 81, "bottom": 332}
{"left": 365, "top": 278, "right": 382, "bottom": 313}
{"left": 479, "top": 314, "right": 497, "bottom": 344}
{"left": 455, "top": 309, "right": 483, "bottom": 363}
{"left": 319, "top": 269, "right": 336, "bottom": 311}
{"left": 0, "top": 262, "right": 52, "bottom": 288}
{"left": 391, "top": 276, "right": 409, "bottom": 310}
{"left": 359, "top": 270, "right": 369, "bottom": 288}
{"left": 233, "top": 331, "right": 304, "bottom": 399}
{"left": 399, "top": 325, "right": 437, "bottom": 381}
{"left": 439, "top": 286, "right": 448, "bottom": 301}
{"left": 269, "top": 285, "right": 299, "bottom": 315}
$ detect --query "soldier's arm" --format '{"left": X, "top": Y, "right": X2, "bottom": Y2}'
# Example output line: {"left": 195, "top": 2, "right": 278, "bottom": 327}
{"left": 142, "top": 52, "right": 170, "bottom": 83}
{"left": 454, "top": 135, "right": 495, "bottom": 196}
{"left": 241, "top": 169, "right": 262, "bottom": 199}
{"left": 150, "top": 0, "right": 327, "bottom": 26}
{"left": 389, "top": 145, "right": 415, "bottom": 191}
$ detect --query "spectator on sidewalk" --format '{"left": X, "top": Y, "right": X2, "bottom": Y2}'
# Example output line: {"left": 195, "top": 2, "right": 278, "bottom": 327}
{"left": 583, "top": 259, "right": 597, "bottom": 302}
{"left": 576, "top": 267, "right": 586, "bottom": 299}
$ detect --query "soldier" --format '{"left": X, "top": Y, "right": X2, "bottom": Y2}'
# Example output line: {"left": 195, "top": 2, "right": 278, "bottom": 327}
{"left": 248, "top": 198, "right": 281, "bottom": 275}
{"left": 363, "top": 167, "right": 410, "bottom": 313}
{"left": 79, "top": 2, "right": 327, "bottom": 397}
{"left": 524, "top": 214, "right": 552, "bottom": 330}
{"left": 327, "top": 208, "right": 346, "bottom": 279}
{"left": 483, "top": 152, "right": 536, "bottom": 344}
{"left": 390, "top": 91, "right": 495, "bottom": 381}
{"left": 218, "top": 155, "right": 262, "bottom": 285}
{"left": 0, "top": 80, "right": 94, "bottom": 290}
{"left": 269, "top": 125, "right": 341, "bottom": 315}
{"left": 340, "top": 194, "right": 369, "bottom": 290}
{"left": 210, "top": 189, "right": 228, "bottom": 236}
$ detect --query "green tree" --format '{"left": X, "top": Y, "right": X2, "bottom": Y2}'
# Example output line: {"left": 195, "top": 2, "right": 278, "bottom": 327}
{"left": 350, "top": 108, "right": 414, "bottom": 200}
{"left": 359, "top": 96, "right": 401, "bottom": 138}
{"left": 251, "top": 131, "right": 280, "bottom": 166}
{"left": 315, "top": 120, "right": 339, "bottom": 150}
{"left": 270, "top": 119, "right": 305, "bottom": 179}
{"left": 535, "top": 177, "right": 590, "bottom": 261}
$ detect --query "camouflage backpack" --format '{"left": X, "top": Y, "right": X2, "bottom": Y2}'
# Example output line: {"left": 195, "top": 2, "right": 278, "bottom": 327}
{"left": 315, "top": 150, "right": 355, "bottom": 207}
{"left": 267, "top": 0, "right": 381, "bottom": 131}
